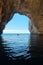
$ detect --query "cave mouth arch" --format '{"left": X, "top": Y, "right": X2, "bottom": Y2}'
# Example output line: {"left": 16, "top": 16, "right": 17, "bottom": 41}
{"left": 3, "top": 13, "right": 31, "bottom": 34}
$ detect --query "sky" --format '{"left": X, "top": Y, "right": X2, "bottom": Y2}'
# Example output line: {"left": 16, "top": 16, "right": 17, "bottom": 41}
{"left": 3, "top": 13, "right": 30, "bottom": 33}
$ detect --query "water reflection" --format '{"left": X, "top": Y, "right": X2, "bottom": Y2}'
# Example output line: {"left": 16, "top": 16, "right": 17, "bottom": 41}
{"left": 0, "top": 34, "right": 31, "bottom": 64}
{"left": 30, "top": 34, "right": 43, "bottom": 64}
{"left": 0, "top": 34, "right": 43, "bottom": 64}
{"left": 2, "top": 34, "right": 30, "bottom": 60}
{"left": 0, "top": 36, "right": 10, "bottom": 64}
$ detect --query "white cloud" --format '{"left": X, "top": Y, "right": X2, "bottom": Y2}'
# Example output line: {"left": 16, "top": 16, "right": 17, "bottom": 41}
{"left": 3, "top": 30, "right": 30, "bottom": 33}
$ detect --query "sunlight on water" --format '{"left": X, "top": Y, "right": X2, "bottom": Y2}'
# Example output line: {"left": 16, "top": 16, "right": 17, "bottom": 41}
{"left": 2, "top": 33, "right": 31, "bottom": 60}
{"left": 1, "top": 34, "right": 43, "bottom": 64}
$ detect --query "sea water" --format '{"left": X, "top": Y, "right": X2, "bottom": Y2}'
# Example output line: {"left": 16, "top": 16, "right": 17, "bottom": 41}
{"left": 0, "top": 33, "right": 43, "bottom": 65}
{"left": 2, "top": 33, "right": 31, "bottom": 60}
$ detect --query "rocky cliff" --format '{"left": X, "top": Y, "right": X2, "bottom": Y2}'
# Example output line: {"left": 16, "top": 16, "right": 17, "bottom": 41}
{"left": 0, "top": 0, "right": 43, "bottom": 34}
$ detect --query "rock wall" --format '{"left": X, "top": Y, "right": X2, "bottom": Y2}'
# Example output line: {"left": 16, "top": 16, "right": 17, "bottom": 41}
{"left": 0, "top": 0, "right": 43, "bottom": 34}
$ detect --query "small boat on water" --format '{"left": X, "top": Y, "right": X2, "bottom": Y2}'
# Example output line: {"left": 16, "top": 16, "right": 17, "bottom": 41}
{"left": 17, "top": 34, "right": 20, "bottom": 36}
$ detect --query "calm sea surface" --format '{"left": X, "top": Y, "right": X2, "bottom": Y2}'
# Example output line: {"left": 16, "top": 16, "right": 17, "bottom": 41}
{"left": 0, "top": 33, "right": 43, "bottom": 65}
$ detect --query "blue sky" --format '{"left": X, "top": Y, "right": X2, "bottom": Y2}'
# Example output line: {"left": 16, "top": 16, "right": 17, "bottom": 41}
{"left": 4, "top": 13, "right": 30, "bottom": 33}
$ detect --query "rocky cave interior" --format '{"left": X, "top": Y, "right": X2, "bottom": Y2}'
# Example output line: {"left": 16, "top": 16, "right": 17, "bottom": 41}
{"left": 0, "top": 0, "right": 43, "bottom": 34}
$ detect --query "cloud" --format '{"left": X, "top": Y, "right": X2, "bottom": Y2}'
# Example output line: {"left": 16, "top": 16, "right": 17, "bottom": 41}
{"left": 3, "top": 30, "right": 30, "bottom": 33}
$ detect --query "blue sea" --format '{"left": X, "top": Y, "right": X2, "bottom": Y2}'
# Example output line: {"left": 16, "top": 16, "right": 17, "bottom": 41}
{"left": 0, "top": 33, "right": 43, "bottom": 65}
{"left": 2, "top": 33, "right": 31, "bottom": 60}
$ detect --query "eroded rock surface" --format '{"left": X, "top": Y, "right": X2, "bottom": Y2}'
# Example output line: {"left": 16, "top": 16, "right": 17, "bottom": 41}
{"left": 0, "top": 0, "right": 43, "bottom": 34}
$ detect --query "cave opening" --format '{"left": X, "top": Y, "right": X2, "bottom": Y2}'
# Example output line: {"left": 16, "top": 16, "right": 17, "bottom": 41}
{"left": 3, "top": 13, "right": 31, "bottom": 33}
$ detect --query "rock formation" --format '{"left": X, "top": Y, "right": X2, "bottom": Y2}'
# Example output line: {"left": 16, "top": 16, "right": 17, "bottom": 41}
{"left": 0, "top": 0, "right": 43, "bottom": 34}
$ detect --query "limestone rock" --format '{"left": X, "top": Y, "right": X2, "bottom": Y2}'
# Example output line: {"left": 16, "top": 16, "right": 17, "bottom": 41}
{"left": 0, "top": 0, "right": 43, "bottom": 34}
